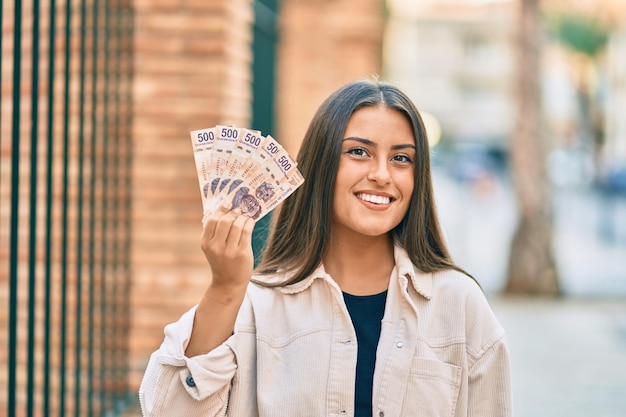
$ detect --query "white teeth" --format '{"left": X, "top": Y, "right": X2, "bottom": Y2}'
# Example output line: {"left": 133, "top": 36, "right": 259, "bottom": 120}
{"left": 357, "top": 193, "right": 391, "bottom": 205}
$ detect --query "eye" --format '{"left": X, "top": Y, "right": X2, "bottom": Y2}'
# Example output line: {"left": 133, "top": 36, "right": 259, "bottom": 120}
{"left": 392, "top": 154, "right": 414, "bottom": 164}
{"left": 345, "top": 147, "right": 369, "bottom": 157}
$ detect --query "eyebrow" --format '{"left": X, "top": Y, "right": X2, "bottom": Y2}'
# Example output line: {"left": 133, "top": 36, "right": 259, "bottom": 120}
{"left": 343, "top": 136, "right": 417, "bottom": 151}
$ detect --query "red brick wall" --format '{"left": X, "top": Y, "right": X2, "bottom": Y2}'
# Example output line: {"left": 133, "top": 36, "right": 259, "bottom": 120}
{"left": 129, "top": 0, "right": 254, "bottom": 388}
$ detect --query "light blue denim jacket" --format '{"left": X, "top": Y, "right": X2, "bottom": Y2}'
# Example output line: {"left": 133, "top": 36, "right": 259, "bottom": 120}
{"left": 139, "top": 246, "right": 512, "bottom": 417}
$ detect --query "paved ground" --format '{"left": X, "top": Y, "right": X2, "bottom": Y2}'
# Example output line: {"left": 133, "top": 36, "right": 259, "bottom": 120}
{"left": 490, "top": 297, "right": 626, "bottom": 417}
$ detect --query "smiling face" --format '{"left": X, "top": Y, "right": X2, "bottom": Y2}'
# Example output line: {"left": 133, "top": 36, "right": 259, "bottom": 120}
{"left": 331, "top": 105, "right": 416, "bottom": 240}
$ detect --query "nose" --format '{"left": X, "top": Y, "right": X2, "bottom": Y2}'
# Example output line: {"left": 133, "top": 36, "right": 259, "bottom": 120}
{"left": 367, "top": 159, "right": 391, "bottom": 185}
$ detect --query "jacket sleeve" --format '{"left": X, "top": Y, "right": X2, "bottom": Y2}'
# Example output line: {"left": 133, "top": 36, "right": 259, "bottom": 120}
{"left": 138, "top": 306, "right": 237, "bottom": 417}
{"left": 467, "top": 335, "right": 513, "bottom": 417}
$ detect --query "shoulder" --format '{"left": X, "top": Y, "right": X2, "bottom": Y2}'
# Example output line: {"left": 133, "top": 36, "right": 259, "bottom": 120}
{"left": 237, "top": 272, "right": 336, "bottom": 338}
{"left": 430, "top": 268, "right": 485, "bottom": 302}
{"left": 429, "top": 268, "right": 506, "bottom": 354}
{"left": 243, "top": 271, "right": 317, "bottom": 314}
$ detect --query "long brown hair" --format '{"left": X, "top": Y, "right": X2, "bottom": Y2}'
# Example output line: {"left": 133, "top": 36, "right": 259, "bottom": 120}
{"left": 254, "top": 79, "right": 469, "bottom": 285}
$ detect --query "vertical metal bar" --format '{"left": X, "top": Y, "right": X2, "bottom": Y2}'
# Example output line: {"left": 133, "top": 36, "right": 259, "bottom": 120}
{"left": 59, "top": 0, "right": 74, "bottom": 414}
{"left": 74, "top": 0, "right": 88, "bottom": 415}
{"left": 0, "top": 1, "right": 4, "bottom": 149}
{"left": 27, "top": 1, "right": 42, "bottom": 415}
{"left": 8, "top": 0, "right": 23, "bottom": 415}
{"left": 111, "top": 3, "right": 121, "bottom": 408}
{"left": 122, "top": 4, "right": 134, "bottom": 407}
{"left": 42, "top": 0, "right": 57, "bottom": 413}
{"left": 87, "top": 0, "right": 100, "bottom": 415}
{"left": 100, "top": 0, "right": 112, "bottom": 411}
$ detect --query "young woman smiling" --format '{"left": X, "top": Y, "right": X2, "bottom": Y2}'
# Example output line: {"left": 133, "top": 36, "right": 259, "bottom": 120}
{"left": 139, "top": 79, "right": 512, "bottom": 417}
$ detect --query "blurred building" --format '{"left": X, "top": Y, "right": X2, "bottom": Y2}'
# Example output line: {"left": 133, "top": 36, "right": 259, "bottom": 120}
{"left": 384, "top": 0, "right": 516, "bottom": 150}
{"left": 384, "top": 0, "right": 626, "bottom": 175}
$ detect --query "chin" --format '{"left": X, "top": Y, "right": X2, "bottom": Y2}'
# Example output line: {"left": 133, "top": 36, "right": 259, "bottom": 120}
{"left": 333, "top": 212, "right": 404, "bottom": 238}
{"left": 354, "top": 224, "right": 397, "bottom": 237}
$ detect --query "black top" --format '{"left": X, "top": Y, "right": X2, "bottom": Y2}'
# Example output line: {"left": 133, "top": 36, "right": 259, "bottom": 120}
{"left": 343, "top": 290, "right": 388, "bottom": 417}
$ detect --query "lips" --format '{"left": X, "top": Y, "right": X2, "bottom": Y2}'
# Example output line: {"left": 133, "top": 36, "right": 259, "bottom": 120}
{"left": 356, "top": 192, "right": 393, "bottom": 205}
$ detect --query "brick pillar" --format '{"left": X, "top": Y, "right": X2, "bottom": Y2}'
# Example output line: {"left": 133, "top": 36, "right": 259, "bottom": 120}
{"left": 276, "top": 0, "right": 385, "bottom": 156}
{"left": 130, "top": 0, "right": 253, "bottom": 388}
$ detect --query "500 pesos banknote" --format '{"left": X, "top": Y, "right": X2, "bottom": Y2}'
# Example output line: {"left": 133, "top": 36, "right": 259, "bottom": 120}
{"left": 217, "top": 138, "right": 303, "bottom": 221}
{"left": 206, "top": 130, "right": 270, "bottom": 213}
{"left": 189, "top": 127, "right": 217, "bottom": 213}
{"left": 205, "top": 125, "right": 241, "bottom": 203}
{"left": 191, "top": 124, "right": 304, "bottom": 222}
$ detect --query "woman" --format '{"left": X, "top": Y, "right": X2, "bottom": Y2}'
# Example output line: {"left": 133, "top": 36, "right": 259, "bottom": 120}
{"left": 139, "top": 79, "right": 512, "bottom": 417}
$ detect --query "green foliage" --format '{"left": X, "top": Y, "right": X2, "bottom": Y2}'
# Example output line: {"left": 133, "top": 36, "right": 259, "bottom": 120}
{"left": 546, "top": 13, "right": 610, "bottom": 57}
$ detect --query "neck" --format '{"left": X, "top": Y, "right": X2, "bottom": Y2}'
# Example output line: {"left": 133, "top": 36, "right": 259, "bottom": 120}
{"left": 323, "top": 232, "right": 395, "bottom": 295}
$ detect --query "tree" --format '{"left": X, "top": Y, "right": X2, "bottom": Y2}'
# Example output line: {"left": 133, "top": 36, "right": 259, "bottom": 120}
{"left": 505, "top": 0, "right": 559, "bottom": 296}
{"left": 547, "top": 12, "right": 611, "bottom": 180}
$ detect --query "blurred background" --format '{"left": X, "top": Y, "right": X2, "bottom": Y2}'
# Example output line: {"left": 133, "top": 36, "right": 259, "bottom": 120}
{"left": 1, "top": 0, "right": 625, "bottom": 416}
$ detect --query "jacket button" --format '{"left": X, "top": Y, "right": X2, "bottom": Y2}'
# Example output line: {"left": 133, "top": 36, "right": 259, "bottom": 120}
{"left": 396, "top": 341, "right": 404, "bottom": 348}
{"left": 185, "top": 374, "right": 196, "bottom": 387}
{"left": 379, "top": 412, "right": 385, "bottom": 417}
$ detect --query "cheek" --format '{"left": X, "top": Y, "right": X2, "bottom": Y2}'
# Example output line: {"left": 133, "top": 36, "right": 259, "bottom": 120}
{"left": 397, "top": 172, "right": 415, "bottom": 198}
{"left": 397, "top": 178, "right": 415, "bottom": 215}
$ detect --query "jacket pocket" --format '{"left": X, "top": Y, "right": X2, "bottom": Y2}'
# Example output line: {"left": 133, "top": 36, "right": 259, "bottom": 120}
{"left": 402, "top": 357, "right": 462, "bottom": 417}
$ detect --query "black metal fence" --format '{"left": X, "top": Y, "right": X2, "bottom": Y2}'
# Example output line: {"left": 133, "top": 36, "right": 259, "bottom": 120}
{"left": 2, "top": 0, "right": 134, "bottom": 416}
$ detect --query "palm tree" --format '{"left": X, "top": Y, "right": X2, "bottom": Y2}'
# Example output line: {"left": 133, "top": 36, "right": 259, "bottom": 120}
{"left": 547, "top": 12, "right": 611, "bottom": 180}
{"left": 505, "top": 0, "right": 559, "bottom": 296}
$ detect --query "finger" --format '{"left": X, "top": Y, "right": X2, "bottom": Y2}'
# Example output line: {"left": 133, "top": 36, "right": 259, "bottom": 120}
{"left": 212, "top": 209, "right": 239, "bottom": 243}
{"left": 201, "top": 212, "right": 217, "bottom": 241}
{"left": 216, "top": 201, "right": 231, "bottom": 214}
{"left": 239, "top": 216, "right": 255, "bottom": 247}
{"left": 203, "top": 202, "right": 230, "bottom": 227}
{"left": 225, "top": 213, "right": 250, "bottom": 246}
{"left": 226, "top": 214, "right": 254, "bottom": 246}
{"left": 201, "top": 207, "right": 224, "bottom": 240}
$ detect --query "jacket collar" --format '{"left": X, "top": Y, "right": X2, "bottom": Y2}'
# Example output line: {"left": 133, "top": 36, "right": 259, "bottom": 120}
{"left": 275, "top": 245, "right": 433, "bottom": 300}
{"left": 394, "top": 246, "right": 433, "bottom": 300}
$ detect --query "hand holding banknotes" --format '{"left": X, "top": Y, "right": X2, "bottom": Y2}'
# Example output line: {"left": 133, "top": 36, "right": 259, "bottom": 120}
{"left": 186, "top": 124, "right": 303, "bottom": 357}
{"left": 186, "top": 203, "right": 255, "bottom": 357}
{"left": 200, "top": 203, "right": 255, "bottom": 290}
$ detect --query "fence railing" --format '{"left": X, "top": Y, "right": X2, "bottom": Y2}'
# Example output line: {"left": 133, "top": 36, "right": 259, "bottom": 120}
{"left": 1, "top": 0, "right": 134, "bottom": 416}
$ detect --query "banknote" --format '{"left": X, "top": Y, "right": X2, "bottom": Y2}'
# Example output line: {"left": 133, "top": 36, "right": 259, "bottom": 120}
{"left": 218, "top": 140, "right": 304, "bottom": 221}
{"left": 205, "top": 125, "right": 242, "bottom": 205}
{"left": 208, "top": 128, "right": 265, "bottom": 212}
{"left": 189, "top": 127, "right": 217, "bottom": 213}
{"left": 259, "top": 150, "right": 304, "bottom": 215}
{"left": 213, "top": 135, "right": 299, "bottom": 218}
{"left": 191, "top": 124, "right": 304, "bottom": 222}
